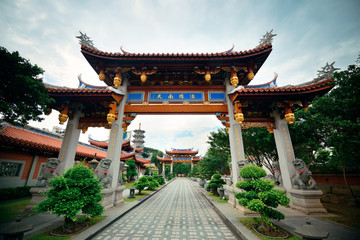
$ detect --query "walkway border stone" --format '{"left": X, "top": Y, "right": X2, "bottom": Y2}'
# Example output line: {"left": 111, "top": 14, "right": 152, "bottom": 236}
{"left": 192, "top": 180, "right": 258, "bottom": 240}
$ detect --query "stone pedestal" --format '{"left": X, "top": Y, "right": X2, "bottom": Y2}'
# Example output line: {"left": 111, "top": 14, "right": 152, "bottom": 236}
{"left": 223, "top": 185, "right": 257, "bottom": 215}
{"left": 288, "top": 189, "right": 328, "bottom": 215}
{"left": 101, "top": 188, "right": 116, "bottom": 210}
{"left": 25, "top": 187, "right": 48, "bottom": 212}
{"left": 114, "top": 186, "right": 126, "bottom": 206}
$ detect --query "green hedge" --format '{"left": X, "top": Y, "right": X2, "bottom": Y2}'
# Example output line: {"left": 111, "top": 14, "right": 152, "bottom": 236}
{"left": 0, "top": 186, "right": 32, "bottom": 201}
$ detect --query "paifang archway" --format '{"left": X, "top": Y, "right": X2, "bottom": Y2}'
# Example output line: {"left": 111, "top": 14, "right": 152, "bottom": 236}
{"left": 46, "top": 32, "right": 334, "bottom": 211}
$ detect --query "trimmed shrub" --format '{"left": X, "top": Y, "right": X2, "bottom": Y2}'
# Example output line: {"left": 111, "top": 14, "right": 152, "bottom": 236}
{"left": 0, "top": 186, "right": 31, "bottom": 201}
{"left": 35, "top": 164, "right": 103, "bottom": 231}
{"left": 206, "top": 174, "right": 226, "bottom": 195}
{"left": 134, "top": 176, "right": 148, "bottom": 194}
{"left": 147, "top": 176, "right": 160, "bottom": 190}
{"left": 235, "top": 165, "right": 290, "bottom": 233}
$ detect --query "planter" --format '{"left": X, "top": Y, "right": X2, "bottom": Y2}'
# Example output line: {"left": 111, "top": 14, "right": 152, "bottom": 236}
{"left": 252, "top": 226, "right": 289, "bottom": 239}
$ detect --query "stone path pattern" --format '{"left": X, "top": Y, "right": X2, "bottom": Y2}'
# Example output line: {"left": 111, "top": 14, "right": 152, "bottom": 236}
{"left": 93, "top": 178, "right": 237, "bottom": 240}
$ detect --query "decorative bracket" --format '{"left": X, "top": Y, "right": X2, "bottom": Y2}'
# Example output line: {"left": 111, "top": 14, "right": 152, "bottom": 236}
{"left": 131, "top": 67, "right": 158, "bottom": 84}
{"left": 194, "top": 66, "right": 221, "bottom": 82}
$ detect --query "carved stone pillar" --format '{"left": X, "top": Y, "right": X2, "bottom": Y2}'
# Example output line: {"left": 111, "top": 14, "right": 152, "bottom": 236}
{"left": 225, "top": 80, "right": 246, "bottom": 186}
{"left": 272, "top": 108, "right": 296, "bottom": 191}
{"left": 56, "top": 105, "right": 82, "bottom": 175}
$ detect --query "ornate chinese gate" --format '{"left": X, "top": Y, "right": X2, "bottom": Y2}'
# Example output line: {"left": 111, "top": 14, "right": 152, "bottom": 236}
{"left": 47, "top": 31, "right": 334, "bottom": 212}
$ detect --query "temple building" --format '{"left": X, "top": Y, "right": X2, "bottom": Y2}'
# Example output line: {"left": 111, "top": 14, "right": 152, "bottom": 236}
{"left": 158, "top": 148, "right": 201, "bottom": 175}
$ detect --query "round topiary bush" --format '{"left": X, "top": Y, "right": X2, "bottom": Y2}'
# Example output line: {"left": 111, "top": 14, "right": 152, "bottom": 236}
{"left": 147, "top": 176, "right": 160, "bottom": 190}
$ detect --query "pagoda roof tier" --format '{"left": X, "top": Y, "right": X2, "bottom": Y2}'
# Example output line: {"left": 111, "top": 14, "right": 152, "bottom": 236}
{"left": 158, "top": 156, "right": 202, "bottom": 163}
{"left": 229, "top": 78, "right": 334, "bottom": 102}
{"left": 165, "top": 148, "right": 198, "bottom": 155}
{"left": 80, "top": 43, "right": 272, "bottom": 87}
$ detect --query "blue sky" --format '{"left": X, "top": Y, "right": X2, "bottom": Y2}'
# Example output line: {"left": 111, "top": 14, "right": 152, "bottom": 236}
{"left": 1, "top": 0, "right": 359, "bottom": 155}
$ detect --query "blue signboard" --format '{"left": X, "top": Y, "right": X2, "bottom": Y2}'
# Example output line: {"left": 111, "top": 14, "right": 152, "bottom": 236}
{"left": 148, "top": 92, "right": 204, "bottom": 101}
{"left": 127, "top": 92, "right": 144, "bottom": 101}
{"left": 209, "top": 91, "right": 226, "bottom": 101}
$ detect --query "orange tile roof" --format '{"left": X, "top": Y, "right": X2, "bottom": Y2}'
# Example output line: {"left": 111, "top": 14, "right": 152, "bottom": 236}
{"left": 0, "top": 124, "right": 107, "bottom": 159}
{"left": 81, "top": 43, "right": 272, "bottom": 60}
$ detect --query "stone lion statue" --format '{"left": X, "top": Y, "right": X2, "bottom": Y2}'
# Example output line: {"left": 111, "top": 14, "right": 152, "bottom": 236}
{"left": 291, "top": 158, "right": 317, "bottom": 190}
{"left": 36, "top": 158, "right": 60, "bottom": 187}
{"left": 237, "top": 159, "right": 250, "bottom": 181}
{"left": 94, "top": 158, "right": 113, "bottom": 188}
{"left": 272, "top": 161, "right": 283, "bottom": 186}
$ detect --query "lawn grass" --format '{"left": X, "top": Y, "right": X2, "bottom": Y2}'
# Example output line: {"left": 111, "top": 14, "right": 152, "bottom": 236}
{"left": 124, "top": 190, "right": 152, "bottom": 202}
{"left": 206, "top": 192, "right": 228, "bottom": 203}
{"left": 27, "top": 215, "right": 107, "bottom": 240}
{"left": 125, "top": 182, "right": 135, "bottom": 189}
{"left": 322, "top": 202, "right": 360, "bottom": 230}
{"left": 0, "top": 198, "right": 31, "bottom": 222}
{"left": 238, "top": 217, "right": 301, "bottom": 240}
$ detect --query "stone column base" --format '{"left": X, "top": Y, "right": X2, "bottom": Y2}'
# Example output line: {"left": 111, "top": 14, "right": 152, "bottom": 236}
{"left": 223, "top": 185, "right": 257, "bottom": 215}
{"left": 114, "top": 186, "right": 126, "bottom": 206}
{"left": 101, "top": 188, "right": 116, "bottom": 210}
{"left": 288, "top": 188, "right": 328, "bottom": 215}
{"left": 25, "top": 187, "right": 48, "bottom": 212}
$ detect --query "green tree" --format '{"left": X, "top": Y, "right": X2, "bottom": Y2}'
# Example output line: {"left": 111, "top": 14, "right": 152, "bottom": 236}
{"left": 206, "top": 173, "right": 226, "bottom": 195}
{"left": 242, "top": 128, "right": 277, "bottom": 173}
{"left": 173, "top": 162, "right": 191, "bottom": 175}
{"left": 144, "top": 167, "right": 150, "bottom": 176}
{"left": 126, "top": 159, "right": 138, "bottom": 181}
{"left": 134, "top": 176, "right": 148, "bottom": 194}
{"left": 35, "top": 164, "right": 103, "bottom": 232}
{"left": 235, "top": 165, "right": 290, "bottom": 234}
{"left": 0, "top": 47, "right": 54, "bottom": 125}
{"left": 146, "top": 176, "right": 159, "bottom": 190}
{"left": 201, "top": 128, "right": 230, "bottom": 175}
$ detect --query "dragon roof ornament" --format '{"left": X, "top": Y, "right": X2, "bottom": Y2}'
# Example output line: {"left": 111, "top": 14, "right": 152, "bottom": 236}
{"left": 316, "top": 62, "right": 339, "bottom": 80}
{"left": 76, "top": 31, "right": 97, "bottom": 50}
{"left": 257, "top": 29, "right": 277, "bottom": 47}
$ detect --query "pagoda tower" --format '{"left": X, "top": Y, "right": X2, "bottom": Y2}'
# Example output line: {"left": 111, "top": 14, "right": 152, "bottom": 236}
{"left": 132, "top": 123, "right": 145, "bottom": 150}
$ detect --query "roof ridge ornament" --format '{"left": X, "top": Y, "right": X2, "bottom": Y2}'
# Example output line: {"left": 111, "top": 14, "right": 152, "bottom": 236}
{"left": 76, "top": 31, "right": 97, "bottom": 50}
{"left": 316, "top": 62, "right": 339, "bottom": 80}
{"left": 257, "top": 29, "right": 277, "bottom": 47}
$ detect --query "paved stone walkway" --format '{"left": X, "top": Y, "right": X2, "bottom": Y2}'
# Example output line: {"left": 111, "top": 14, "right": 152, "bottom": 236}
{"left": 93, "top": 178, "right": 237, "bottom": 240}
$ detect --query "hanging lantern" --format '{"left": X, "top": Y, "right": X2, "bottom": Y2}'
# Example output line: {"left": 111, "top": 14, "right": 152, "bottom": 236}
{"left": 81, "top": 126, "right": 88, "bottom": 134}
{"left": 99, "top": 70, "right": 106, "bottom": 81}
{"left": 234, "top": 112, "right": 244, "bottom": 125}
{"left": 230, "top": 69, "right": 238, "bottom": 87}
{"left": 204, "top": 68, "right": 211, "bottom": 82}
{"left": 114, "top": 74, "right": 122, "bottom": 88}
{"left": 58, "top": 105, "right": 69, "bottom": 125}
{"left": 140, "top": 73, "right": 147, "bottom": 83}
{"left": 226, "top": 126, "right": 229, "bottom": 133}
{"left": 285, "top": 106, "right": 295, "bottom": 124}
{"left": 107, "top": 102, "right": 118, "bottom": 126}
{"left": 107, "top": 114, "right": 116, "bottom": 126}
{"left": 247, "top": 68, "right": 254, "bottom": 81}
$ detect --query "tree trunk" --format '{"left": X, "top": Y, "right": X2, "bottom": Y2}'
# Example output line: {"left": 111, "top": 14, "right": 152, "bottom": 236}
{"left": 343, "top": 166, "right": 360, "bottom": 206}
{"left": 63, "top": 217, "right": 75, "bottom": 233}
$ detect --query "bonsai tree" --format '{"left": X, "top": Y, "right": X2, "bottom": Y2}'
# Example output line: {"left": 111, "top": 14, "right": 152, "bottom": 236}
{"left": 144, "top": 167, "right": 150, "bottom": 176}
{"left": 235, "top": 165, "right": 290, "bottom": 234}
{"left": 126, "top": 159, "right": 138, "bottom": 181}
{"left": 206, "top": 173, "right": 226, "bottom": 195}
{"left": 35, "top": 164, "right": 103, "bottom": 233}
{"left": 147, "top": 176, "right": 160, "bottom": 190}
{"left": 134, "top": 176, "right": 149, "bottom": 194}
